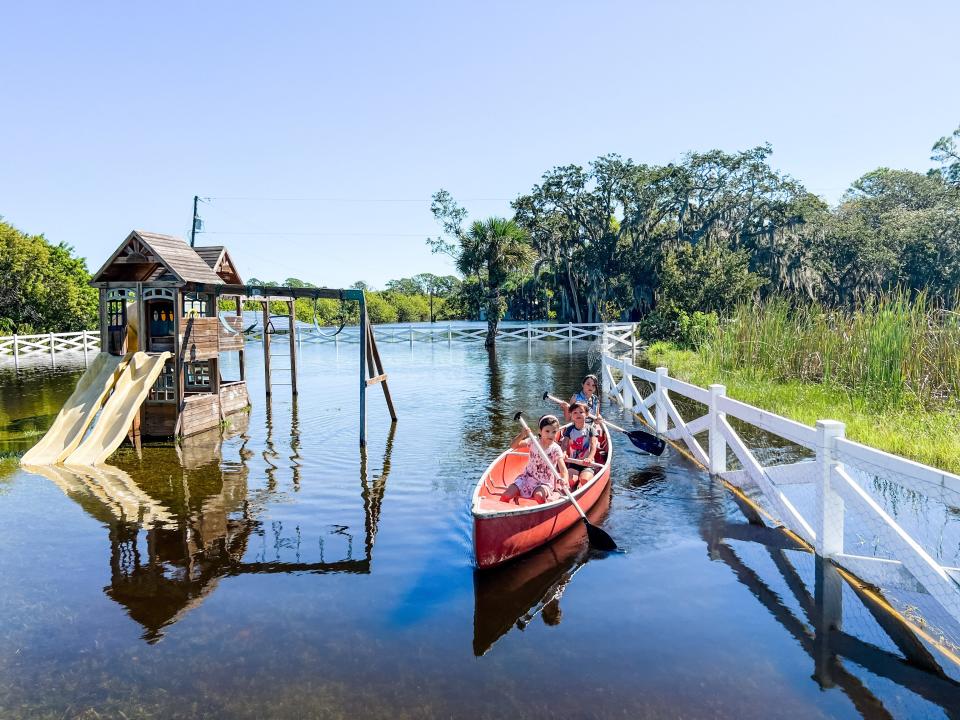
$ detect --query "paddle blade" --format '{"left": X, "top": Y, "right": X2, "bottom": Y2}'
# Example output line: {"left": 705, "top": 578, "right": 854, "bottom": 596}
{"left": 625, "top": 429, "right": 667, "bottom": 456}
{"left": 583, "top": 518, "right": 618, "bottom": 551}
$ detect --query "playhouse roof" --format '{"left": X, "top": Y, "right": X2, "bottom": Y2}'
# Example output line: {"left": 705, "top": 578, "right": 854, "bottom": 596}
{"left": 194, "top": 245, "right": 244, "bottom": 285}
{"left": 91, "top": 230, "right": 227, "bottom": 286}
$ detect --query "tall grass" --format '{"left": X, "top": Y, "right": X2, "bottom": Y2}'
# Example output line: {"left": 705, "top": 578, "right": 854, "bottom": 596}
{"left": 697, "top": 292, "right": 960, "bottom": 409}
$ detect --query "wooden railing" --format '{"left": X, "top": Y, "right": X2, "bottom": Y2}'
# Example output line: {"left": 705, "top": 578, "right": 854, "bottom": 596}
{"left": 600, "top": 330, "right": 960, "bottom": 662}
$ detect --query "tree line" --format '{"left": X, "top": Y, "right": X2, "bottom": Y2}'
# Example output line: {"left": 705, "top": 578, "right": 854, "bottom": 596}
{"left": 0, "top": 218, "right": 98, "bottom": 334}
{"left": 241, "top": 273, "right": 466, "bottom": 326}
{"left": 430, "top": 124, "right": 960, "bottom": 346}
{"left": 3, "top": 123, "right": 958, "bottom": 341}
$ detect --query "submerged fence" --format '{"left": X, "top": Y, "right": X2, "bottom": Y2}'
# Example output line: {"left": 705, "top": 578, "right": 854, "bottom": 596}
{"left": 599, "top": 330, "right": 960, "bottom": 663}
{"left": 0, "top": 331, "right": 100, "bottom": 366}
{"left": 0, "top": 323, "right": 637, "bottom": 366}
{"left": 252, "top": 321, "right": 639, "bottom": 347}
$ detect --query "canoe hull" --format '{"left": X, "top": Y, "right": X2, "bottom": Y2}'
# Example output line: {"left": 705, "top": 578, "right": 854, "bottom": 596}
{"left": 471, "top": 436, "right": 612, "bottom": 569}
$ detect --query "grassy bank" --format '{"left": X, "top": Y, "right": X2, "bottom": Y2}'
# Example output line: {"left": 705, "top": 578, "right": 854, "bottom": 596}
{"left": 646, "top": 342, "right": 960, "bottom": 472}
{"left": 644, "top": 294, "right": 960, "bottom": 472}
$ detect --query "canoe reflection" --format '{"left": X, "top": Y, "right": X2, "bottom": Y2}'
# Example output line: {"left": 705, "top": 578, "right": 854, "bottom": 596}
{"left": 472, "top": 482, "right": 612, "bottom": 656}
{"left": 25, "top": 407, "right": 395, "bottom": 643}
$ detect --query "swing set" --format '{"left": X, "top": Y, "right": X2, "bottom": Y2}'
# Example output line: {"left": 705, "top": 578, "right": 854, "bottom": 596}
{"left": 216, "top": 284, "right": 396, "bottom": 446}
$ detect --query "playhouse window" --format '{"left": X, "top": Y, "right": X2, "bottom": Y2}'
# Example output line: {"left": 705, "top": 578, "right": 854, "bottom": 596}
{"left": 186, "top": 361, "right": 211, "bottom": 388}
{"left": 149, "top": 362, "right": 175, "bottom": 401}
{"left": 183, "top": 293, "right": 208, "bottom": 318}
{"left": 107, "top": 300, "right": 126, "bottom": 327}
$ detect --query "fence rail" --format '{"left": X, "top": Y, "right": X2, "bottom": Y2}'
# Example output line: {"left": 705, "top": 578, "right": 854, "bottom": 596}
{"left": 0, "top": 330, "right": 100, "bottom": 364}
{"left": 0, "top": 323, "right": 637, "bottom": 365}
{"left": 253, "top": 321, "right": 639, "bottom": 347}
{"left": 599, "top": 331, "right": 960, "bottom": 661}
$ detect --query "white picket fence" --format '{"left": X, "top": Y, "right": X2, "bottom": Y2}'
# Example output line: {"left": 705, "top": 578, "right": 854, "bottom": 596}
{"left": 256, "top": 321, "right": 639, "bottom": 347}
{"left": 0, "top": 330, "right": 100, "bottom": 364}
{"left": 0, "top": 322, "right": 637, "bottom": 365}
{"left": 599, "top": 337, "right": 960, "bottom": 656}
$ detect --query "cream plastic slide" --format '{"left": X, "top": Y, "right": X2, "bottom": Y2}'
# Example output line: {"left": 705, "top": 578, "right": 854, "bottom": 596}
{"left": 20, "top": 352, "right": 131, "bottom": 465}
{"left": 20, "top": 462, "right": 174, "bottom": 524}
{"left": 65, "top": 351, "right": 172, "bottom": 466}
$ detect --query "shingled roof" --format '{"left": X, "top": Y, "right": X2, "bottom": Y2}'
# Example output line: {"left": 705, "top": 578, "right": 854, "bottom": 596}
{"left": 91, "top": 230, "right": 225, "bottom": 286}
{"left": 194, "top": 245, "right": 244, "bottom": 285}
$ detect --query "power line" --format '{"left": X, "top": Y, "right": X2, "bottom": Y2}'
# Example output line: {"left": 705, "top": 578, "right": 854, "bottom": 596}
{"left": 203, "top": 196, "right": 513, "bottom": 203}
{"left": 201, "top": 231, "right": 435, "bottom": 237}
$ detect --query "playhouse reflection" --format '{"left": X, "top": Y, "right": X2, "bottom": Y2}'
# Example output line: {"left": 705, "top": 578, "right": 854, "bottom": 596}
{"left": 29, "top": 409, "right": 395, "bottom": 643}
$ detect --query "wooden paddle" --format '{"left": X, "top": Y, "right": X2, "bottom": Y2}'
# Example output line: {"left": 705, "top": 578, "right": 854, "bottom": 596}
{"left": 514, "top": 412, "right": 617, "bottom": 552}
{"left": 543, "top": 391, "right": 666, "bottom": 456}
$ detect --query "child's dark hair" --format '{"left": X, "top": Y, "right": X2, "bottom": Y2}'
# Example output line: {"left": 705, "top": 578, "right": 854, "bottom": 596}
{"left": 538, "top": 414, "right": 560, "bottom": 429}
{"left": 541, "top": 598, "right": 562, "bottom": 626}
{"left": 568, "top": 401, "right": 588, "bottom": 414}
{"left": 582, "top": 374, "right": 599, "bottom": 387}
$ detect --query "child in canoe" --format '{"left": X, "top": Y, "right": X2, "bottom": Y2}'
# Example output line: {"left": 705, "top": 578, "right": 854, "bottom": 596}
{"left": 560, "top": 402, "right": 600, "bottom": 490}
{"left": 561, "top": 374, "right": 600, "bottom": 421}
{"left": 500, "top": 414, "right": 569, "bottom": 504}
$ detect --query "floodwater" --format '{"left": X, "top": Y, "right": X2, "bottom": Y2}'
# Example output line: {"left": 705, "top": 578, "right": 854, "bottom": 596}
{"left": 1, "top": 341, "right": 958, "bottom": 719}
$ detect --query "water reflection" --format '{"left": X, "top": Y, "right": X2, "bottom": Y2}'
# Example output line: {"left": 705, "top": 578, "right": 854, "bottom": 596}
{"left": 698, "top": 485, "right": 960, "bottom": 717}
{"left": 472, "top": 483, "right": 612, "bottom": 656}
{"left": 24, "top": 406, "right": 396, "bottom": 644}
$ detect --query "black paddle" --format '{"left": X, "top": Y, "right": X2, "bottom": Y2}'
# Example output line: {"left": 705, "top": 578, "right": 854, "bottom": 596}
{"left": 543, "top": 391, "right": 666, "bottom": 456}
{"left": 514, "top": 412, "right": 617, "bottom": 552}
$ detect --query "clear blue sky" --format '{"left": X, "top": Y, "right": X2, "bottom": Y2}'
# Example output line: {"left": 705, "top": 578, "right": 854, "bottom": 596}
{"left": 3, "top": 1, "right": 958, "bottom": 288}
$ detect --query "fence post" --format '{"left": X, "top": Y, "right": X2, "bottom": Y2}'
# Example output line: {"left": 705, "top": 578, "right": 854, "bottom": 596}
{"left": 814, "top": 420, "right": 846, "bottom": 558}
{"left": 619, "top": 357, "right": 633, "bottom": 409}
{"left": 526, "top": 322, "right": 532, "bottom": 345}
{"left": 655, "top": 366, "right": 669, "bottom": 435}
{"left": 409, "top": 324, "right": 414, "bottom": 345}
{"left": 448, "top": 323, "right": 452, "bottom": 344}
{"left": 12, "top": 334, "right": 19, "bottom": 371}
{"left": 601, "top": 353, "right": 611, "bottom": 395}
{"left": 631, "top": 322, "right": 638, "bottom": 364}
{"left": 49, "top": 332, "right": 56, "bottom": 362}
{"left": 708, "top": 384, "right": 727, "bottom": 474}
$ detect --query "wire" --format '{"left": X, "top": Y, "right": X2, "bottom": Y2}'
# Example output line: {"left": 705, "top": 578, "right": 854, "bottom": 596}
{"left": 201, "top": 231, "right": 433, "bottom": 237}
{"left": 204, "top": 196, "right": 512, "bottom": 203}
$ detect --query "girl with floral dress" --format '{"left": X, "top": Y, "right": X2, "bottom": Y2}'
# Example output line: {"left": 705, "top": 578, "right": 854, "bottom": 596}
{"left": 500, "top": 415, "right": 568, "bottom": 504}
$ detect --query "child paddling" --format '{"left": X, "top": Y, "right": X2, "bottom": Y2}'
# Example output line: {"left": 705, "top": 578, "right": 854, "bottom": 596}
{"left": 500, "top": 414, "right": 568, "bottom": 504}
{"left": 560, "top": 402, "right": 600, "bottom": 490}
{"left": 560, "top": 374, "right": 600, "bottom": 421}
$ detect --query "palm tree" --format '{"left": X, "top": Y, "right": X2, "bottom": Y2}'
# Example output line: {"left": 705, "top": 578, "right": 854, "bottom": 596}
{"left": 456, "top": 218, "right": 533, "bottom": 348}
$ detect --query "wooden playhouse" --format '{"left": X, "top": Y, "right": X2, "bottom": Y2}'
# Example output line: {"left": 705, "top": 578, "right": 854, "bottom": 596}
{"left": 90, "top": 230, "right": 251, "bottom": 438}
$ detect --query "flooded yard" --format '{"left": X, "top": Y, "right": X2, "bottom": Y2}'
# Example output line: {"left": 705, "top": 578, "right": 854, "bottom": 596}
{"left": 1, "top": 341, "right": 957, "bottom": 719}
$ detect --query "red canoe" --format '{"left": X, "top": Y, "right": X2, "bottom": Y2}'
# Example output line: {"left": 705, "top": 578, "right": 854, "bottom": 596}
{"left": 471, "top": 429, "right": 612, "bottom": 569}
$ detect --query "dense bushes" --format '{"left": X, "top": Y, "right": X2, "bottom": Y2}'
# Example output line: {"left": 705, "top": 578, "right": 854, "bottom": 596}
{"left": 0, "top": 219, "right": 98, "bottom": 334}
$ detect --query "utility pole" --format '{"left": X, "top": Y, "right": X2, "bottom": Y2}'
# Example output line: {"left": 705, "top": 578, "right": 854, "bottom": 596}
{"left": 189, "top": 195, "right": 200, "bottom": 247}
